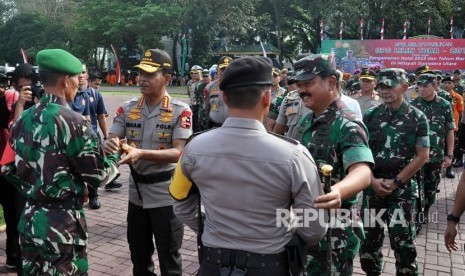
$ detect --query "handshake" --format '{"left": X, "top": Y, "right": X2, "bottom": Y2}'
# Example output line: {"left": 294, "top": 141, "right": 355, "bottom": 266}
{"left": 103, "top": 137, "right": 139, "bottom": 165}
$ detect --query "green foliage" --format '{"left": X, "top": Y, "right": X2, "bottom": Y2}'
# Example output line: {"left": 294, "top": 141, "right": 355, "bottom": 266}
{"left": 1, "top": 0, "right": 465, "bottom": 68}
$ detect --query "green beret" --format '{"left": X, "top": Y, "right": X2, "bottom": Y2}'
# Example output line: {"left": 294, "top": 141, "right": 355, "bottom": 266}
{"left": 37, "top": 49, "right": 82, "bottom": 75}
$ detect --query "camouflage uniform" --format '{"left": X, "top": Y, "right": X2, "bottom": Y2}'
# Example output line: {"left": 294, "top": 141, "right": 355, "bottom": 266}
{"left": 7, "top": 94, "right": 119, "bottom": 275}
{"left": 267, "top": 86, "right": 287, "bottom": 121}
{"left": 361, "top": 80, "right": 430, "bottom": 276}
{"left": 294, "top": 99, "right": 374, "bottom": 275}
{"left": 275, "top": 90, "right": 310, "bottom": 138}
{"left": 411, "top": 92, "right": 454, "bottom": 216}
{"left": 437, "top": 87, "right": 452, "bottom": 104}
{"left": 194, "top": 81, "right": 210, "bottom": 131}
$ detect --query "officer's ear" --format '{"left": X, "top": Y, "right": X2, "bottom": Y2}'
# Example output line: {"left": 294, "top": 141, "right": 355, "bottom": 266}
{"left": 163, "top": 72, "right": 172, "bottom": 86}
{"left": 262, "top": 88, "right": 271, "bottom": 108}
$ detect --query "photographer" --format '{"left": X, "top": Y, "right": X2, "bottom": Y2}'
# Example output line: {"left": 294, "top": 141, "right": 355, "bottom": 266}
{"left": 12, "top": 63, "right": 43, "bottom": 121}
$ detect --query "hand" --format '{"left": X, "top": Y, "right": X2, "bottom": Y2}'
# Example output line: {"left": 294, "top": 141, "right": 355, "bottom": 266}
{"left": 118, "top": 145, "right": 142, "bottom": 165}
{"left": 314, "top": 186, "right": 342, "bottom": 209}
{"left": 17, "top": 86, "right": 33, "bottom": 106}
{"left": 443, "top": 156, "right": 453, "bottom": 168}
{"left": 444, "top": 221, "right": 460, "bottom": 252}
{"left": 371, "top": 178, "right": 393, "bottom": 197}
{"left": 103, "top": 137, "right": 121, "bottom": 154}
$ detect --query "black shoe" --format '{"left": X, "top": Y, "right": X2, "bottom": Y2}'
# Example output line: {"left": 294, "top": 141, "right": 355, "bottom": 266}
{"left": 104, "top": 181, "right": 123, "bottom": 190}
{"left": 446, "top": 167, "right": 456, "bottom": 179}
{"left": 89, "top": 197, "right": 101, "bottom": 209}
{"left": 453, "top": 160, "right": 463, "bottom": 168}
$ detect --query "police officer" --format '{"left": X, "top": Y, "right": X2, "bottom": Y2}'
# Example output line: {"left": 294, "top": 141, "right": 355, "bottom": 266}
{"left": 170, "top": 56, "right": 327, "bottom": 276}
{"left": 204, "top": 56, "right": 233, "bottom": 127}
{"left": 411, "top": 73, "right": 454, "bottom": 230}
{"left": 188, "top": 65, "right": 202, "bottom": 131}
{"left": 405, "top": 65, "right": 430, "bottom": 102}
{"left": 6, "top": 49, "right": 119, "bottom": 275}
{"left": 360, "top": 68, "right": 430, "bottom": 276}
{"left": 104, "top": 49, "right": 192, "bottom": 276}
{"left": 293, "top": 54, "right": 374, "bottom": 275}
{"left": 350, "top": 68, "right": 382, "bottom": 114}
{"left": 273, "top": 77, "right": 310, "bottom": 138}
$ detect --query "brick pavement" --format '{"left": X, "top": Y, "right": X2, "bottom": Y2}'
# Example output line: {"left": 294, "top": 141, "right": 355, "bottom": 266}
{"left": 1, "top": 90, "right": 465, "bottom": 275}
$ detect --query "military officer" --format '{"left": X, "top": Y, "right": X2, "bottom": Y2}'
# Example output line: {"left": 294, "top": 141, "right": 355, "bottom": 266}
{"left": 6, "top": 49, "right": 119, "bottom": 275}
{"left": 411, "top": 73, "right": 454, "bottom": 228}
{"left": 265, "top": 67, "right": 287, "bottom": 131}
{"left": 104, "top": 49, "right": 192, "bottom": 276}
{"left": 194, "top": 69, "right": 211, "bottom": 131}
{"left": 204, "top": 56, "right": 233, "bottom": 127}
{"left": 293, "top": 54, "right": 374, "bottom": 275}
{"left": 170, "top": 56, "right": 327, "bottom": 276}
{"left": 350, "top": 68, "right": 382, "bottom": 114}
{"left": 273, "top": 77, "right": 311, "bottom": 138}
{"left": 360, "top": 68, "right": 430, "bottom": 276}
{"left": 405, "top": 65, "right": 432, "bottom": 102}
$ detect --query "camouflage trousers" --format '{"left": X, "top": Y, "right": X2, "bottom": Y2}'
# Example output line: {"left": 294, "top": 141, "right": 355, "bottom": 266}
{"left": 20, "top": 234, "right": 88, "bottom": 276}
{"left": 305, "top": 207, "right": 363, "bottom": 275}
{"left": 197, "top": 105, "right": 210, "bottom": 131}
{"left": 422, "top": 162, "right": 442, "bottom": 213}
{"left": 359, "top": 187, "right": 418, "bottom": 276}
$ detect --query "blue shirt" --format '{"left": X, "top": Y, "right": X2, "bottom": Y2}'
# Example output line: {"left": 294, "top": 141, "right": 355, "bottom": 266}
{"left": 69, "top": 86, "right": 90, "bottom": 117}
{"left": 86, "top": 86, "right": 107, "bottom": 134}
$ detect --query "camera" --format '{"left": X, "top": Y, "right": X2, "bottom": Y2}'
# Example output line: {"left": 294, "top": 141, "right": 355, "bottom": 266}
{"left": 24, "top": 81, "right": 44, "bottom": 109}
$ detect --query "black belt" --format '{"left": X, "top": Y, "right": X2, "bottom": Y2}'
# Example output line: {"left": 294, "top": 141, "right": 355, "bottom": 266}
{"left": 130, "top": 168, "right": 174, "bottom": 184}
{"left": 28, "top": 197, "right": 84, "bottom": 210}
{"left": 202, "top": 246, "right": 288, "bottom": 269}
{"left": 210, "top": 121, "right": 223, "bottom": 128}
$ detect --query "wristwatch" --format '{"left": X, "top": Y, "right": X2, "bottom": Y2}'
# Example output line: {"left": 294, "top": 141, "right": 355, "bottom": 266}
{"left": 447, "top": 213, "right": 460, "bottom": 224}
{"left": 393, "top": 176, "right": 405, "bottom": 189}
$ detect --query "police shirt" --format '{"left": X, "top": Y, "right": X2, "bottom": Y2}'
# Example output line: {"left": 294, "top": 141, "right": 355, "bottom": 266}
{"left": 170, "top": 117, "right": 327, "bottom": 254}
{"left": 204, "top": 79, "right": 228, "bottom": 124}
{"left": 110, "top": 93, "right": 192, "bottom": 208}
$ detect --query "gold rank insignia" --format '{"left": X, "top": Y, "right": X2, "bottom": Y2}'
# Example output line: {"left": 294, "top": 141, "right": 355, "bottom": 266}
{"left": 158, "top": 132, "right": 171, "bottom": 139}
{"left": 127, "top": 109, "right": 142, "bottom": 120}
{"left": 158, "top": 144, "right": 167, "bottom": 150}
{"left": 288, "top": 107, "right": 295, "bottom": 113}
{"left": 212, "top": 103, "right": 218, "bottom": 111}
{"left": 161, "top": 111, "right": 174, "bottom": 117}
{"left": 161, "top": 96, "right": 170, "bottom": 109}
{"left": 160, "top": 116, "right": 173, "bottom": 123}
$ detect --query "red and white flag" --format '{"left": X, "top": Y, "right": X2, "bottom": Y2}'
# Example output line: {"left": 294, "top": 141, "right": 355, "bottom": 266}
{"left": 110, "top": 44, "right": 121, "bottom": 84}
{"left": 380, "top": 18, "right": 385, "bottom": 40}
{"left": 427, "top": 16, "right": 431, "bottom": 37}
{"left": 450, "top": 16, "right": 454, "bottom": 39}
{"left": 20, "top": 48, "right": 28, "bottom": 63}
{"left": 320, "top": 20, "right": 324, "bottom": 41}
{"left": 360, "top": 18, "right": 364, "bottom": 40}
{"left": 403, "top": 20, "right": 408, "bottom": 40}
{"left": 339, "top": 21, "right": 343, "bottom": 40}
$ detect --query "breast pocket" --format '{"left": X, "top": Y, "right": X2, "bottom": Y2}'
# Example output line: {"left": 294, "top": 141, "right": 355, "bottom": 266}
{"left": 152, "top": 124, "right": 174, "bottom": 150}
{"left": 126, "top": 128, "right": 142, "bottom": 147}
{"left": 210, "top": 95, "right": 220, "bottom": 112}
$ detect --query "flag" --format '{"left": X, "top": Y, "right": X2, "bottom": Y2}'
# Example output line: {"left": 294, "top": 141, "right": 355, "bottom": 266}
{"left": 403, "top": 20, "right": 408, "bottom": 40}
{"left": 320, "top": 20, "right": 324, "bottom": 41}
{"left": 360, "top": 18, "right": 364, "bottom": 40}
{"left": 339, "top": 21, "right": 343, "bottom": 40}
{"left": 259, "top": 39, "right": 267, "bottom": 57}
{"left": 450, "top": 16, "right": 454, "bottom": 39}
{"left": 180, "top": 34, "right": 188, "bottom": 77}
{"left": 427, "top": 16, "right": 431, "bottom": 37}
{"left": 110, "top": 44, "right": 121, "bottom": 84}
{"left": 380, "top": 18, "right": 385, "bottom": 40}
{"left": 20, "top": 48, "right": 28, "bottom": 63}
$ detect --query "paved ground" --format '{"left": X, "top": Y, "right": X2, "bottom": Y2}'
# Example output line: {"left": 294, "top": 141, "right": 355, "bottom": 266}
{"left": 1, "top": 87, "right": 465, "bottom": 275}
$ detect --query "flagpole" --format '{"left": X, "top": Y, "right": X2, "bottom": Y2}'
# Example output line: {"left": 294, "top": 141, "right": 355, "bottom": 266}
{"left": 360, "top": 18, "right": 364, "bottom": 40}
{"left": 320, "top": 20, "right": 324, "bottom": 41}
{"left": 450, "top": 16, "right": 454, "bottom": 39}
{"left": 380, "top": 18, "right": 384, "bottom": 40}
{"left": 339, "top": 21, "right": 343, "bottom": 40}
{"left": 110, "top": 44, "right": 121, "bottom": 84}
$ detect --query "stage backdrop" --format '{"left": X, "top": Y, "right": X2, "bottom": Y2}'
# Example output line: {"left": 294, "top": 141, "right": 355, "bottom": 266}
{"left": 321, "top": 39, "right": 465, "bottom": 74}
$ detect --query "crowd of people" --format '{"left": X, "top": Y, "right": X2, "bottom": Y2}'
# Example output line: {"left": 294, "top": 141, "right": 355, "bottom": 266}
{"left": 1, "top": 47, "right": 465, "bottom": 276}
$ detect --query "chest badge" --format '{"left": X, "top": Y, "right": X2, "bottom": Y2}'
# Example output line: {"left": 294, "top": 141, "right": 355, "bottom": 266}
{"left": 127, "top": 108, "right": 142, "bottom": 120}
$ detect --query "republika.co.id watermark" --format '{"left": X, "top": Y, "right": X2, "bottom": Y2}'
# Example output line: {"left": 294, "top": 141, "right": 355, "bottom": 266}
{"left": 276, "top": 208, "right": 438, "bottom": 227}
